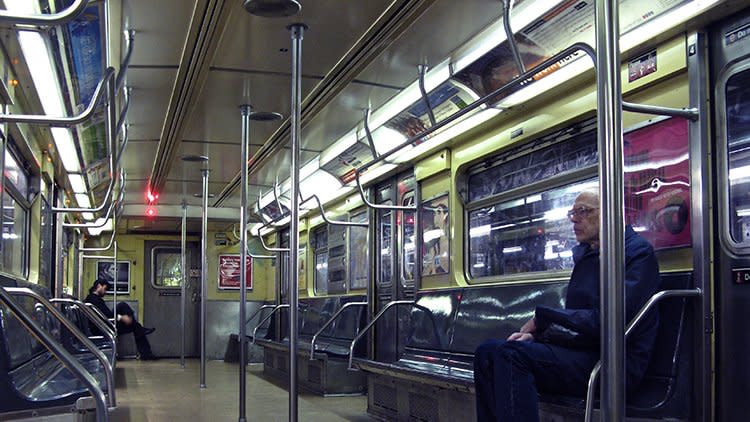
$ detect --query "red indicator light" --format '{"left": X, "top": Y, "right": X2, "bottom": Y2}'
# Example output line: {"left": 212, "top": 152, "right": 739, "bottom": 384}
{"left": 146, "top": 189, "right": 159, "bottom": 203}
{"left": 146, "top": 207, "right": 157, "bottom": 218}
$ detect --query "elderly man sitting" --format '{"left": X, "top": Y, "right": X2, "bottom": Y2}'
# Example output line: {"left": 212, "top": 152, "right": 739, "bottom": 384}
{"left": 473, "top": 191, "right": 661, "bottom": 421}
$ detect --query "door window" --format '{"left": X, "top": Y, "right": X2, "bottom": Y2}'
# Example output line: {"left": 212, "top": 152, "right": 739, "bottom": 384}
{"left": 152, "top": 247, "right": 184, "bottom": 288}
{"left": 726, "top": 69, "right": 750, "bottom": 244}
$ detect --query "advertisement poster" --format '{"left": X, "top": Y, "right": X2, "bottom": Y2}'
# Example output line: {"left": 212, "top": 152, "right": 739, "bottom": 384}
{"left": 218, "top": 255, "right": 253, "bottom": 290}
{"left": 97, "top": 261, "right": 131, "bottom": 295}
{"left": 624, "top": 118, "right": 691, "bottom": 250}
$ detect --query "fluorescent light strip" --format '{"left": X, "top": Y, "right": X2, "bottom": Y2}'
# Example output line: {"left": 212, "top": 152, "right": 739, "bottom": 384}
{"left": 68, "top": 174, "right": 87, "bottom": 193}
{"left": 75, "top": 193, "right": 91, "bottom": 208}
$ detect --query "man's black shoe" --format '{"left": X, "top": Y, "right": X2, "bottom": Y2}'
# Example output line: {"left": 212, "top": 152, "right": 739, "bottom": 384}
{"left": 144, "top": 327, "right": 156, "bottom": 336}
{"left": 139, "top": 354, "right": 159, "bottom": 361}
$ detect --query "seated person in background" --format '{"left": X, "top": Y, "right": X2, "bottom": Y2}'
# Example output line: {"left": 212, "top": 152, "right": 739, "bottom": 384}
{"left": 473, "top": 190, "right": 661, "bottom": 422}
{"left": 85, "top": 278, "right": 157, "bottom": 360}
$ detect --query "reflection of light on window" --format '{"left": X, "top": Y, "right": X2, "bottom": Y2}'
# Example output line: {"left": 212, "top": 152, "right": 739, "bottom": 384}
{"left": 730, "top": 165, "right": 750, "bottom": 181}
{"left": 632, "top": 225, "right": 648, "bottom": 232}
{"left": 423, "top": 229, "right": 444, "bottom": 242}
{"left": 526, "top": 194, "right": 542, "bottom": 204}
{"left": 624, "top": 153, "right": 689, "bottom": 172}
{"left": 470, "top": 224, "right": 491, "bottom": 238}
{"left": 502, "top": 246, "right": 523, "bottom": 253}
{"left": 315, "top": 263, "right": 328, "bottom": 270}
{"left": 544, "top": 207, "right": 569, "bottom": 221}
{"left": 737, "top": 208, "right": 750, "bottom": 217}
{"left": 381, "top": 248, "right": 390, "bottom": 256}
{"left": 2, "top": 233, "right": 18, "bottom": 240}
{"left": 473, "top": 263, "right": 486, "bottom": 268}
{"left": 566, "top": 181, "right": 599, "bottom": 193}
{"left": 404, "top": 242, "right": 415, "bottom": 251}
{"left": 544, "top": 252, "right": 559, "bottom": 260}
{"left": 546, "top": 240, "right": 560, "bottom": 247}
{"left": 559, "top": 250, "right": 573, "bottom": 258}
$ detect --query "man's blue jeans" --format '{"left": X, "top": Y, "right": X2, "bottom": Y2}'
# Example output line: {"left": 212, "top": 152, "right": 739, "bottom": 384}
{"left": 474, "top": 340, "right": 597, "bottom": 422}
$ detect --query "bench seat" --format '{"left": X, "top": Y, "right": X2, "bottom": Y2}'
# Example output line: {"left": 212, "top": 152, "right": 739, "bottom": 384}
{"left": 257, "top": 295, "right": 367, "bottom": 396}
{"left": 355, "top": 272, "right": 694, "bottom": 421}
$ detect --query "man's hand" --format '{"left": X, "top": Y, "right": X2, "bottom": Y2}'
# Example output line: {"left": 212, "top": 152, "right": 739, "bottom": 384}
{"left": 120, "top": 314, "right": 133, "bottom": 325}
{"left": 507, "top": 332, "right": 534, "bottom": 341}
{"left": 507, "top": 317, "right": 536, "bottom": 341}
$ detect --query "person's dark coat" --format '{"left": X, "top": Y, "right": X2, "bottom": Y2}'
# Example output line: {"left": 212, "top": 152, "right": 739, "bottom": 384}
{"left": 533, "top": 225, "right": 661, "bottom": 388}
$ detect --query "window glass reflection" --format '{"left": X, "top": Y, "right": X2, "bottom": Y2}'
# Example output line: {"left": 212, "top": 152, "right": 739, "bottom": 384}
{"left": 349, "top": 211, "right": 369, "bottom": 290}
{"left": 727, "top": 69, "right": 750, "bottom": 244}
{"left": 2, "top": 194, "right": 26, "bottom": 276}
{"left": 468, "top": 180, "right": 595, "bottom": 278}
{"left": 154, "top": 250, "right": 183, "bottom": 288}
{"left": 422, "top": 195, "right": 449, "bottom": 276}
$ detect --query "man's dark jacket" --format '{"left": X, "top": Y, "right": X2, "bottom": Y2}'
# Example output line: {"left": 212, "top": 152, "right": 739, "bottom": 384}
{"left": 534, "top": 225, "right": 661, "bottom": 388}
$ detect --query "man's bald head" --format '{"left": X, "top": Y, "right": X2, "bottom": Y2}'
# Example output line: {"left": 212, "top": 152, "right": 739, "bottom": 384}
{"left": 570, "top": 190, "right": 600, "bottom": 247}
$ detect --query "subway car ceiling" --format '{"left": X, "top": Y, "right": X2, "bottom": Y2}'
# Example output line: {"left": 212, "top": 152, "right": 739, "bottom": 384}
{"left": 0, "top": 0, "right": 739, "bottom": 240}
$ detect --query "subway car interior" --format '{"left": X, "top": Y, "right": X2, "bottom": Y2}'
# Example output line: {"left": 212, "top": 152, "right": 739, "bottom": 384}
{"left": 1, "top": 0, "right": 750, "bottom": 421}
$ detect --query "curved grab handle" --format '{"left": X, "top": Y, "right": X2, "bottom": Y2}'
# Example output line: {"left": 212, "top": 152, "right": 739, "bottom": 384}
{"left": 5, "top": 287, "right": 117, "bottom": 409}
{"left": 0, "top": 288, "right": 109, "bottom": 421}
{"left": 84, "top": 302, "right": 117, "bottom": 333}
{"left": 583, "top": 288, "right": 702, "bottom": 422}
{"left": 252, "top": 304, "right": 290, "bottom": 344}
{"left": 51, "top": 298, "right": 117, "bottom": 365}
{"left": 310, "top": 302, "right": 367, "bottom": 360}
{"left": 348, "top": 300, "right": 415, "bottom": 370}
{"left": 245, "top": 304, "right": 277, "bottom": 326}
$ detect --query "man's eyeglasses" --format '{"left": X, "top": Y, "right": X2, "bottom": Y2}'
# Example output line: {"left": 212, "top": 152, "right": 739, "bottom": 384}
{"left": 567, "top": 206, "right": 598, "bottom": 221}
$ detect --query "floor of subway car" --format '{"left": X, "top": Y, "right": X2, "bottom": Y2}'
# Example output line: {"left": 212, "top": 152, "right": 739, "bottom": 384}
{"left": 110, "top": 359, "right": 370, "bottom": 422}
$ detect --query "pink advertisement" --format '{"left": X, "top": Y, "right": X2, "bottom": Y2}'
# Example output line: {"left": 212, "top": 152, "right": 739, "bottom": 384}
{"left": 218, "top": 255, "right": 253, "bottom": 290}
{"left": 624, "top": 118, "right": 691, "bottom": 250}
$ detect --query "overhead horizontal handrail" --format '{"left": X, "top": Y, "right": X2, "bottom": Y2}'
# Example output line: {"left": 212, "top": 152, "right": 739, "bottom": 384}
{"left": 583, "top": 288, "right": 702, "bottom": 422}
{"left": 248, "top": 248, "right": 276, "bottom": 259}
{"left": 348, "top": 300, "right": 414, "bottom": 370}
{"left": 0, "top": 67, "right": 115, "bottom": 127}
{"left": 355, "top": 170, "right": 417, "bottom": 211}
{"left": 300, "top": 192, "right": 369, "bottom": 227}
{"left": 5, "top": 287, "right": 116, "bottom": 408}
{"left": 258, "top": 222, "right": 290, "bottom": 252}
{"left": 63, "top": 181, "right": 124, "bottom": 228}
{"left": 0, "top": 287, "right": 108, "bottom": 422}
{"left": 417, "top": 64, "right": 437, "bottom": 127}
{"left": 353, "top": 41, "right": 698, "bottom": 194}
{"left": 84, "top": 302, "right": 117, "bottom": 333}
{"left": 0, "top": 0, "right": 89, "bottom": 26}
{"left": 310, "top": 302, "right": 367, "bottom": 360}
{"left": 80, "top": 226, "right": 117, "bottom": 251}
{"left": 115, "top": 30, "right": 135, "bottom": 93}
{"left": 251, "top": 304, "right": 290, "bottom": 345}
{"left": 363, "top": 108, "right": 378, "bottom": 159}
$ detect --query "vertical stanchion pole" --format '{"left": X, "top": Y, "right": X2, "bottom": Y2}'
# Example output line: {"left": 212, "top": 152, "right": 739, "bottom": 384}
{"left": 239, "top": 105, "right": 251, "bottom": 422}
{"left": 200, "top": 168, "right": 209, "bottom": 389}
{"left": 287, "top": 22, "right": 306, "bottom": 422}
{"left": 76, "top": 236, "right": 84, "bottom": 298}
{"left": 112, "top": 241, "right": 117, "bottom": 319}
{"left": 181, "top": 200, "right": 187, "bottom": 369}
{"left": 595, "top": 0, "right": 625, "bottom": 420}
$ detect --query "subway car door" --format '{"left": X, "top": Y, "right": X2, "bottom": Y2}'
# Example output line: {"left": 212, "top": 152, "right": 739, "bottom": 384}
{"left": 144, "top": 240, "right": 201, "bottom": 357}
{"left": 374, "top": 173, "right": 417, "bottom": 362}
{"left": 713, "top": 11, "right": 750, "bottom": 421}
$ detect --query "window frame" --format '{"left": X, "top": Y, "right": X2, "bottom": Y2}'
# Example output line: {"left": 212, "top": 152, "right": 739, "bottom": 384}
{"left": 311, "top": 225, "right": 328, "bottom": 295}
{"left": 150, "top": 246, "right": 186, "bottom": 290}
{"left": 462, "top": 119, "right": 598, "bottom": 285}
{"left": 419, "top": 192, "right": 451, "bottom": 281}
{"left": 1, "top": 141, "right": 31, "bottom": 278}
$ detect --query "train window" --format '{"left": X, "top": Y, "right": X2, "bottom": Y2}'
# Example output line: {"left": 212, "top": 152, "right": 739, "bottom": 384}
{"left": 421, "top": 194, "right": 449, "bottom": 276}
{"left": 312, "top": 226, "right": 328, "bottom": 295}
{"left": 399, "top": 178, "right": 416, "bottom": 284}
{"left": 726, "top": 69, "right": 750, "bottom": 244}
{"left": 467, "top": 121, "right": 597, "bottom": 203}
{"left": 468, "top": 179, "right": 594, "bottom": 278}
{"left": 152, "top": 247, "right": 184, "bottom": 288}
{"left": 327, "top": 223, "right": 348, "bottom": 294}
{"left": 1, "top": 146, "right": 30, "bottom": 277}
{"left": 349, "top": 210, "right": 369, "bottom": 290}
{"left": 378, "top": 186, "right": 393, "bottom": 287}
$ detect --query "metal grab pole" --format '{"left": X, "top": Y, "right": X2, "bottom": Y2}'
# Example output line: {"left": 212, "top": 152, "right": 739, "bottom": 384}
{"left": 180, "top": 201, "right": 187, "bottom": 369}
{"left": 595, "top": 0, "right": 625, "bottom": 420}
{"left": 112, "top": 241, "right": 117, "bottom": 326}
{"left": 200, "top": 168, "right": 209, "bottom": 389}
{"left": 239, "top": 104, "right": 251, "bottom": 422}
{"left": 287, "top": 22, "right": 306, "bottom": 422}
